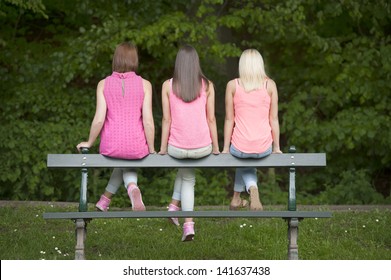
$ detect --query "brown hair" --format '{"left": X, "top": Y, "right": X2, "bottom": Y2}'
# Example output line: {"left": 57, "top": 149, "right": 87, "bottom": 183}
{"left": 172, "top": 45, "right": 209, "bottom": 102}
{"left": 112, "top": 42, "right": 138, "bottom": 73}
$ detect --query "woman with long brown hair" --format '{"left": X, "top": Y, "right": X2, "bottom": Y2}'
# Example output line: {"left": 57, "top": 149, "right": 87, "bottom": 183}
{"left": 159, "top": 45, "right": 219, "bottom": 241}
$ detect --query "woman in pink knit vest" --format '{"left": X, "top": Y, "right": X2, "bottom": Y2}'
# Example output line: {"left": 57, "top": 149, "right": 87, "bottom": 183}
{"left": 222, "top": 49, "right": 282, "bottom": 211}
{"left": 76, "top": 42, "right": 155, "bottom": 212}
{"left": 159, "top": 45, "right": 219, "bottom": 241}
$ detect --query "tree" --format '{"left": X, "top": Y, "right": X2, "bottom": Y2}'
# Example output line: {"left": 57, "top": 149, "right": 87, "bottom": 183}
{"left": 0, "top": 0, "right": 389, "bottom": 204}
{"left": 213, "top": 0, "right": 390, "bottom": 203}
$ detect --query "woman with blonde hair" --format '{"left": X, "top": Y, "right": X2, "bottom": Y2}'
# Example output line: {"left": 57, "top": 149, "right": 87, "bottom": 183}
{"left": 222, "top": 49, "right": 282, "bottom": 211}
{"left": 159, "top": 45, "right": 219, "bottom": 241}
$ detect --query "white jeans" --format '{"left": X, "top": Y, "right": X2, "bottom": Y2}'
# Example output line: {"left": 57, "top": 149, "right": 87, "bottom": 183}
{"left": 168, "top": 144, "right": 212, "bottom": 211}
{"left": 105, "top": 168, "right": 138, "bottom": 194}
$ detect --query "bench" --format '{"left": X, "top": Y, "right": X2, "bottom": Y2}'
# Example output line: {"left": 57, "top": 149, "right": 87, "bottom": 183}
{"left": 43, "top": 146, "right": 330, "bottom": 260}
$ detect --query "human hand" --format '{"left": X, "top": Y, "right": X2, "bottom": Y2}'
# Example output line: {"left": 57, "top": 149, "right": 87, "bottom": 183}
{"left": 272, "top": 148, "right": 283, "bottom": 154}
{"left": 76, "top": 142, "right": 91, "bottom": 152}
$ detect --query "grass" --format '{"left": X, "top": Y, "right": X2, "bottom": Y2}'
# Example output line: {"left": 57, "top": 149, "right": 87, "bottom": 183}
{"left": 0, "top": 204, "right": 390, "bottom": 260}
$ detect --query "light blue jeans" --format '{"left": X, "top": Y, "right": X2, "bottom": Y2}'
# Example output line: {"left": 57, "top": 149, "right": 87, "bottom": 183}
{"left": 105, "top": 168, "right": 138, "bottom": 194}
{"left": 230, "top": 144, "right": 272, "bottom": 193}
{"left": 168, "top": 144, "right": 212, "bottom": 211}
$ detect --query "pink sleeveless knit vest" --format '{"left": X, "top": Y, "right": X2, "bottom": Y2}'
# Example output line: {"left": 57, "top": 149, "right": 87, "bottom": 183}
{"left": 99, "top": 71, "right": 149, "bottom": 159}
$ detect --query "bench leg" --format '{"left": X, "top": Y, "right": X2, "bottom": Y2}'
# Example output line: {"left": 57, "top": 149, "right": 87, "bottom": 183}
{"left": 75, "top": 219, "right": 87, "bottom": 260}
{"left": 287, "top": 218, "right": 299, "bottom": 260}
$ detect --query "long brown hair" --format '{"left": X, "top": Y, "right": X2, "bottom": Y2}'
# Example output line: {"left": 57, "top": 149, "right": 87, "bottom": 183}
{"left": 172, "top": 45, "right": 209, "bottom": 102}
{"left": 112, "top": 42, "right": 138, "bottom": 73}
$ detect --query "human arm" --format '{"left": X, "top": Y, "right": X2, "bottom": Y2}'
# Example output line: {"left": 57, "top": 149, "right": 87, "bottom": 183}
{"left": 268, "top": 79, "right": 282, "bottom": 154}
{"left": 206, "top": 81, "right": 220, "bottom": 154}
{"left": 158, "top": 80, "right": 171, "bottom": 155}
{"left": 222, "top": 80, "right": 235, "bottom": 153}
{"left": 76, "top": 79, "right": 106, "bottom": 151}
{"left": 142, "top": 79, "right": 156, "bottom": 154}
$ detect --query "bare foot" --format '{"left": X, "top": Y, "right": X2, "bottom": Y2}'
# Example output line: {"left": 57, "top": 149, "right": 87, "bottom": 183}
{"left": 229, "top": 197, "right": 248, "bottom": 210}
{"left": 249, "top": 186, "right": 263, "bottom": 211}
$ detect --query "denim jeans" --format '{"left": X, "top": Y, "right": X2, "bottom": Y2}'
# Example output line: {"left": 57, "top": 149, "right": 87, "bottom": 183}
{"left": 168, "top": 144, "right": 212, "bottom": 211}
{"left": 230, "top": 144, "right": 272, "bottom": 193}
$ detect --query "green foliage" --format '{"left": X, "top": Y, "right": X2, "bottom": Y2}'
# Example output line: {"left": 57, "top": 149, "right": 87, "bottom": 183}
{"left": 318, "top": 169, "right": 385, "bottom": 205}
{"left": 0, "top": 0, "right": 47, "bottom": 19}
{"left": 0, "top": 0, "right": 390, "bottom": 204}
{"left": 195, "top": 169, "right": 230, "bottom": 205}
{"left": 258, "top": 169, "right": 287, "bottom": 205}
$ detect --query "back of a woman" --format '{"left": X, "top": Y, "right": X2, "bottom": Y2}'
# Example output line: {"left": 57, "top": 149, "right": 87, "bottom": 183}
{"left": 223, "top": 48, "right": 282, "bottom": 211}
{"left": 100, "top": 71, "right": 148, "bottom": 159}
{"left": 167, "top": 78, "right": 211, "bottom": 150}
{"left": 159, "top": 45, "right": 219, "bottom": 242}
{"left": 77, "top": 42, "right": 155, "bottom": 212}
{"left": 231, "top": 77, "right": 272, "bottom": 154}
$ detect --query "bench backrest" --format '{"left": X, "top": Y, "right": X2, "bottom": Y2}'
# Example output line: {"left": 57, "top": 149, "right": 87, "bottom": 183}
{"left": 47, "top": 153, "right": 326, "bottom": 168}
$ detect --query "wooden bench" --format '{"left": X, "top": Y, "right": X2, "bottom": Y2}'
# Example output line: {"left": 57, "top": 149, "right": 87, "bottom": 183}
{"left": 43, "top": 147, "right": 330, "bottom": 260}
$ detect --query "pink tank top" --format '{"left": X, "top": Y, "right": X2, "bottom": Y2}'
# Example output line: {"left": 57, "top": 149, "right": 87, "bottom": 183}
{"left": 168, "top": 78, "right": 212, "bottom": 149}
{"left": 99, "top": 71, "right": 149, "bottom": 159}
{"left": 231, "top": 79, "right": 273, "bottom": 153}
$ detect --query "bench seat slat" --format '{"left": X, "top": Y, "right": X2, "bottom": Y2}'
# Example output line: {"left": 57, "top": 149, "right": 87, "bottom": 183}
{"left": 47, "top": 153, "right": 326, "bottom": 168}
{"left": 43, "top": 210, "right": 332, "bottom": 219}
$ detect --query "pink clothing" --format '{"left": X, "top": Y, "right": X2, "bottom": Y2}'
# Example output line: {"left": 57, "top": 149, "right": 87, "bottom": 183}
{"left": 99, "top": 71, "right": 149, "bottom": 159}
{"left": 231, "top": 79, "right": 273, "bottom": 153}
{"left": 168, "top": 78, "right": 212, "bottom": 149}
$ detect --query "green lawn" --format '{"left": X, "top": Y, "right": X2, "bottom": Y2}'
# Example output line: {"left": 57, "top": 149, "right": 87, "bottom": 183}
{"left": 0, "top": 204, "right": 390, "bottom": 260}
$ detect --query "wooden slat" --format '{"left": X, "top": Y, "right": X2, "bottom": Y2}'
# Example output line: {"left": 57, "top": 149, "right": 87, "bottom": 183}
{"left": 47, "top": 153, "right": 326, "bottom": 168}
{"left": 43, "top": 210, "right": 332, "bottom": 219}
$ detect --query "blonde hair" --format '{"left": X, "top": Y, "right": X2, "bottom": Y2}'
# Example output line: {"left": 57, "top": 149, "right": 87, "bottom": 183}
{"left": 238, "top": 49, "right": 267, "bottom": 92}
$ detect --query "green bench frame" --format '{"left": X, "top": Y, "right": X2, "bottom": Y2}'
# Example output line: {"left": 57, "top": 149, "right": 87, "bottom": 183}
{"left": 43, "top": 147, "right": 330, "bottom": 260}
